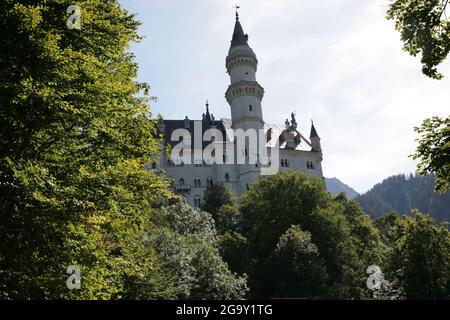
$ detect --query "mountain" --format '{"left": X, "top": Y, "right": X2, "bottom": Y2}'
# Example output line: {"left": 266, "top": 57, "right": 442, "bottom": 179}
{"left": 325, "top": 177, "right": 360, "bottom": 199}
{"left": 355, "top": 174, "right": 450, "bottom": 223}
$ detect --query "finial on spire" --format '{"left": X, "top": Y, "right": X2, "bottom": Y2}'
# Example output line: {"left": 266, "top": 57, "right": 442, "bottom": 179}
{"left": 233, "top": 4, "right": 240, "bottom": 20}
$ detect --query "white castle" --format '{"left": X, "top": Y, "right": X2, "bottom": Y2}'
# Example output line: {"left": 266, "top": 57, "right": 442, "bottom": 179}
{"left": 153, "top": 12, "right": 324, "bottom": 208}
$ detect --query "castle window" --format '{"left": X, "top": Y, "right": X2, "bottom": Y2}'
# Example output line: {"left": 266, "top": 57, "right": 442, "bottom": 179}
{"left": 246, "top": 184, "right": 250, "bottom": 191}
{"left": 179, "top": 178, "right": 185, "bottom": 186}
{"left": 249, "top": 105, "right": 253, "bottom": 112}
{"left": 225, "top": 173, "right": 230, "bottom": 183}
{"left": 285, "top": 160, "right": 289, "bottom": 167}
{"left": 194, "top": 197, "right": 201, "bottom": 208}
{"left": 281, "top": 159, "right": 284, "bottom": 167}
{"left": 266, "top": 128, "right": 272, "bottom": 142}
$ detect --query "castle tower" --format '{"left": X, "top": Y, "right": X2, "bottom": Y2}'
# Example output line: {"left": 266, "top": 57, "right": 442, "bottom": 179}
{"left": 225, "top": 10, "right": 265, "bottom": 193}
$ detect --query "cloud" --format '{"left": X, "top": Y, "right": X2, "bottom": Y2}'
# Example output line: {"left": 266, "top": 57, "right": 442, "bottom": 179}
{"left": 120, "top": 0, "right": 450, "bottom": 193}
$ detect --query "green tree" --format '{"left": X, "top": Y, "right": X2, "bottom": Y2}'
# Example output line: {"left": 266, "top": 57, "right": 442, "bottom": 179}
{"left": 217, "top": 231, "right": 249, "bottom": 275}
{"left": 0, "top": 0, "right": 174, "bottom": 299}
{"left": 398, "top": 211, "right": 450, "bottom": 299}
{"left": 376, "top": 211, "right": 450, "bottom": 299}
{"left": 412, "top": 116, "right": 450, "bottom": 193}
{"left": 269, "top": 225, "right": 328, "bottom": 299}
{"left": 239, "top": 171, "right": 381, "bottom": 299}
{"left": 215, "top": 204, "right": 241, "bottom": 234}
{"left": 152, "top": 203, "right": 248, "bottom": 300}
{"left": 387, "top": 0, "right": 450, "bottom": 79}
{"left": 201, "top": 183, "right": 234, "bottom": 218}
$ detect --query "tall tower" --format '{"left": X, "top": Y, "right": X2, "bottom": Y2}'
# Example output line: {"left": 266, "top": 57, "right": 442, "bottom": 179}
{"left": 225, "top": 11, "right": 265, "bottom": 193}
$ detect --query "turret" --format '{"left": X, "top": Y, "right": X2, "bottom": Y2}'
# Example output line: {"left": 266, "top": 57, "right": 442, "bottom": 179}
{"left": 225, "top": 10, "right": 266, "bottom": 193}
{"left": 310, "top": 121, "right": 321, "bottom": 152}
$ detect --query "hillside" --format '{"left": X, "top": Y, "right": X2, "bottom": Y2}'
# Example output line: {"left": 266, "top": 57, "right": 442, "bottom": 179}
{"left": 325, "top": 177, "right": 360, "bottom": 199}
{"left": 355, "top": 174, "right": 450, "bottom": 223}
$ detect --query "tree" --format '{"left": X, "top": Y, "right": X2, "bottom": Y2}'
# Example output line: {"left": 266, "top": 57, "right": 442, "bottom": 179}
{"left": 387, "top": 0, "right": 450, "bottom": 79}
{"left": 269, "top": 226, "right": 328, "bottom": 298}
{"left": 201, "top": 183, "right": 234, "bottom": 218}
{"left": 0, "top": 0, "right": 174, "bottom": 299}
{"left": 217, "top": 231, "right": 249, "bottom": 275}
{"left": 376, "top": 211, "right": 450, "bottom": 299}
{"left": 412, "top": 116, "right": 450, "bottom": 193}
{"left": 398, "top": 211, "right": 450, "bottom": 299}
{"left": 239, "top": 171, "right": 382, "bottom": 299}
{"left": 151, "top": 203, "right": 248, "bottom": 300}
{"left": 215, "top": 204, "right": 241, "bottom": 234}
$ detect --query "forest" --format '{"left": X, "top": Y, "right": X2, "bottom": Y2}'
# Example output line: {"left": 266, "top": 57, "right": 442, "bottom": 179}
{"left": 0, "top": 0, "right": 449, "bottom": 300}
{"left": 356, "top": 174, "right": 450, "bottom": 223}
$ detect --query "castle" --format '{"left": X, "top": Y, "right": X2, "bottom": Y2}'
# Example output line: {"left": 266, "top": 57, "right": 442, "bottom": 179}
{"left": 153, "top": 12, "right": 324, "bottom": 208}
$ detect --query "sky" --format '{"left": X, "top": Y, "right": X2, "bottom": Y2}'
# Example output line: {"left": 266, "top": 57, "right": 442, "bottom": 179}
{"left": 119, "top": 0, "right": 450, "bottom": 194}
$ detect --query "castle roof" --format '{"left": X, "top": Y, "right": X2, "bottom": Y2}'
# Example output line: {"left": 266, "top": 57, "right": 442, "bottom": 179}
{"left": 230, "top": 14, "right": 249, "bottom": 49}
{"left": 310, "top": 122, "right": 319, "bottom": 138}
{"left": 158, "top": 117, "right": 313, "bottom": 152}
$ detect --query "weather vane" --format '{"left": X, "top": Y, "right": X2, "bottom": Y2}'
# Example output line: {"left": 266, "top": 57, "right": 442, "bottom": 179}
{"left": 233, "top": 4, "right": 240, "bottom": 19}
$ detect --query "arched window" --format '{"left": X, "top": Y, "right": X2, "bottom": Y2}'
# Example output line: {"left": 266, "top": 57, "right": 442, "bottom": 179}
{"left": 194, "top": 197, "right": 201, "bottom": 208}
{"left": 246, "top": 184, "right": 250, "bottom": 191}
{"left": 285, "top": 159, "right": 289, "bottom": 167}
{"left": 249, "top": 105, "right": 253, "bottom": 112}
{"left": 225, "top": 173, "right": 230, "bottom": 183}
{"left": 179, "top": 178, "right": 185, "bottom": 186}
{"left": 266, "top": 128, "right": 272, "bottom": 142}
{"left": 281, "top": 159, "right": 285, "bottom": 167}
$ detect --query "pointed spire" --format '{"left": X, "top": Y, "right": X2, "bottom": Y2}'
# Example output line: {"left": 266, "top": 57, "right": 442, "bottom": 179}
{"left": 230, "top": 8, "right": 249, "bottom": 49}
{"left": 310, "top": 120, "right": 319, "bottom": 138}
{"left": 205, "top": 100, "right": 211, "bottom": 121}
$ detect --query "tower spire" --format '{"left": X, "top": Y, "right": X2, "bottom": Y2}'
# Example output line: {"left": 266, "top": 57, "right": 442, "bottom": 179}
{"left": 230, "top": 6, "right": 248, "bottom": 49}
{"left": 204, "top": 100, "right": 211, "bottom": 122}
{"left": 310, "top": 120, "right": 319, "bottom": 138}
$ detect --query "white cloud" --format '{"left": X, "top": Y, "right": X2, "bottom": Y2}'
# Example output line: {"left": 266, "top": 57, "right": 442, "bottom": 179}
{"left": 121, "top": 0, "right": 450, "bottom": 193}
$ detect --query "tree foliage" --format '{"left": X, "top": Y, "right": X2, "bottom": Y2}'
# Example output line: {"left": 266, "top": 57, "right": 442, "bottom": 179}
{"left": 239, "top": 171, "right": 381, "bottom": 299}
{"left": 269, "top": 226, "right": 328, "bottom": 298}
{"left": 0, "top": 0, "right": 179, "bottom": 299}
{"left": 376, "top": 211, "right": 450, "bottom": 299}
{"left": 412, "top": 117, "right": 450, "bottom": 193}
{"left": 151, "top": 203, "right": 248, "bottom": 300}
{"left": 201, "top": 183, "right": 234, "bottom": 218}
{"left": 387, "top": 0, "right": 450, "bottom": 79}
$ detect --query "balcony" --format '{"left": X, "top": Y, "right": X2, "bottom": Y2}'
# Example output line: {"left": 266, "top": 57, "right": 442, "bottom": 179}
{"left": 173, "top": 184, "right": 191, "bottom": 193}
